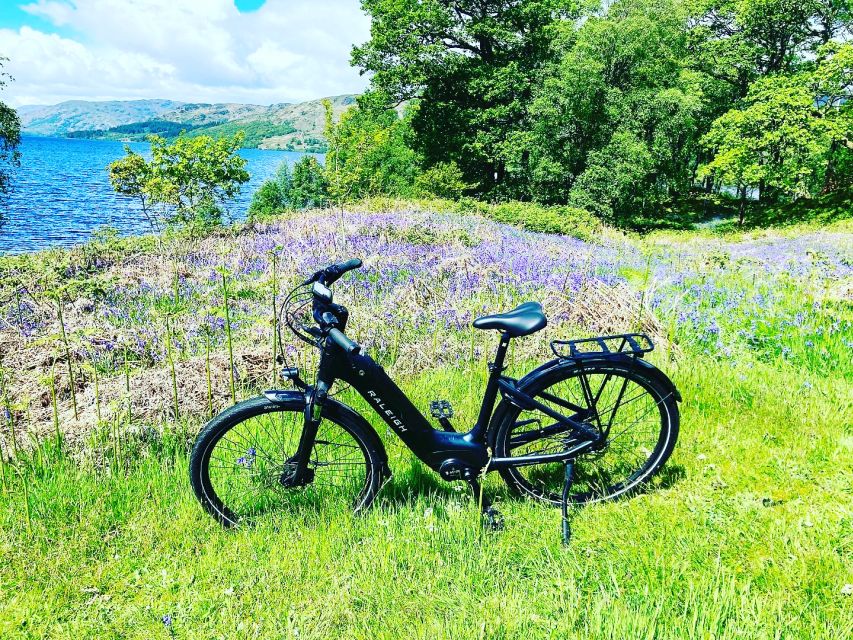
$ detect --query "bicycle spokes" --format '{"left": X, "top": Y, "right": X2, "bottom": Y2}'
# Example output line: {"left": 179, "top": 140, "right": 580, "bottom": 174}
{"left": 506, "top": 368, "right": 669, "bottom": 501}
{"left": 206, "top": 411, "right": 369, "bottom": 519}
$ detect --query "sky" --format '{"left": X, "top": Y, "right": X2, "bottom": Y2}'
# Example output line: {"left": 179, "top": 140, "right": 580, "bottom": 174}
{"left": 0, "top": 0, "right": 372, "bottom": 107}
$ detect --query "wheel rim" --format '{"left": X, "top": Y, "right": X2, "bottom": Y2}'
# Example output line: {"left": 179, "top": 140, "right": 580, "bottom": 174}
{"left": 203, "top": 409, "right": 371, "bottom": 522}
{"left": 501, "top": 366, "right": 672, "bottom": 504}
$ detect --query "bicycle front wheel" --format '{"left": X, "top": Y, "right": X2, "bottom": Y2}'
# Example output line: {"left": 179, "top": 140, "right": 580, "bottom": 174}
{"left": 491, "top": 360, "right": 679, "bottom": 505}
{"left": 190, "top": 396, "right": 386, "bottom": 526}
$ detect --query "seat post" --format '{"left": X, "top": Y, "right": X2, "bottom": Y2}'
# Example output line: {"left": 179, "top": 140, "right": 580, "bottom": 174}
{"left": 471, "top": 332, "right": 511, "bottom": 441}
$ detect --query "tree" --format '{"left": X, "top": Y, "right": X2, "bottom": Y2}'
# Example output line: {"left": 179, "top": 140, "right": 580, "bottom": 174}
{"left": 108, "top": 149, "right": 160, "bottom": 233}
{"left": 515, "top": 0, "right": 703, "bottom": 222}
{"left": 0, "top": 57, "right": 21, "bottom": 205}
{"left": 248, "top": 161, "right": 292, "bottom": 220}
{"left": 352, "top": 0, "right": 589, "bottom": 197}
{"left": 148, "top": 133, "right": 250, "bottom": 225}
{"left": 687, "top": 0, "right": 851, "bottom": 100}
{"left": 324, "top": 97, "right": 419, "bottom": 201}
{"left": 699, "top": 43, "right": 852, "bottom": 222}
{"left": 248, "top": 156, "right": 330, "bottom": 220}
{"left": 289, "top": 157, "right": 329, "bottom": 209}
{"left": 109, "top": 133, "right": 249, "bottom": 228}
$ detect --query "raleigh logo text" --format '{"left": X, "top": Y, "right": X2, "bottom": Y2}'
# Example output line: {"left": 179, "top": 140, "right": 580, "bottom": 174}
{"left": 366, "top": 390, "right": 407, "bottom": 432}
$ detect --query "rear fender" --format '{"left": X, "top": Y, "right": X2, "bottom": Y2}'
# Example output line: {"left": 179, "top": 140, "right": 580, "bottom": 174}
{"left": 489, "top": 356, "right": 681, "bottom": 446}
{"left": 512, "top": 356, "right": 680, "bottom": 403}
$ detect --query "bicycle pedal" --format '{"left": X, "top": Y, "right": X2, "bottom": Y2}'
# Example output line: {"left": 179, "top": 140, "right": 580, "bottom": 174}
{"left": 429, "top": 400, "right": 454, "bottom": 419}
{"left": 482, "top": 506, "right": 505, "bottom": 532}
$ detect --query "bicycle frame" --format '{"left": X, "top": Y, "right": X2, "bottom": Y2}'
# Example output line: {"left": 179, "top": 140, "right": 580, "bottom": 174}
{"left": 270, "top": 331, "right": 601, "bottom": 482}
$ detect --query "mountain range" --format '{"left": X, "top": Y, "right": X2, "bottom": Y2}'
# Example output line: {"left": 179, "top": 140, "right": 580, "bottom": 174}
{"left": 18, "top": 95, "right": 359, "bottom": 152}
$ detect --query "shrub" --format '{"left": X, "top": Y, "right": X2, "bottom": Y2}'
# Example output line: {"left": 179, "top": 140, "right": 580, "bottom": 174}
{"left": 248, "top": 156, "right": 329, "bottom": 221}
{"left": 483, "top": 201, "right": 601, "bottom": 241}
{"left": 414, "top": 161, "right": 473, "bottom": 200}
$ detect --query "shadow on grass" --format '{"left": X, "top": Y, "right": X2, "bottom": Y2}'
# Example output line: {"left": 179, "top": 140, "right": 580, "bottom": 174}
{"left": 377, "top": 460, "right": 462, "bottom": 508}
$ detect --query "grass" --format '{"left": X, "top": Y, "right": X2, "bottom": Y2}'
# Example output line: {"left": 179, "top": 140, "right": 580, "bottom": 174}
{"left": 0, "top": 358, "right": 850, "bottom": 638}
{"left": 0, "top": 204, "right": 850, "bottom": 638}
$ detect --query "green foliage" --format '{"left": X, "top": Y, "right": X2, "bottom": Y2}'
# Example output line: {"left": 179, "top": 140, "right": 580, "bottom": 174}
{"left": 290, "top": 157, "right": 329, "bottom": 209}
{"left": 0, "top": 57, "right": 21, "bottom": 202}
{"left": 352, "top": 0, "right": 852, "bottom": 227}
{"left": 519, "top": 0, "right": 703, "bottom": 222}
{"left": 414, "top": 161, "right": 474, "bottom": 199}
{"left": 108, "top": 133, "right": 249, "bottom": 229}
{"left": 699, "top": 44, "right": 853, "bottom": 217}
{"left": 249, "top": 157, "right": 329, "bottom": 220}
{"left": 353, "top": 0, "right": 590, "bottom": 197}
{"left": 324, "top": 98, "right": 420, "bottom": 201}
{"left": 248, "top": 164, "right": 291, "bottom": 221}
{"left": 185, "top": 120, "right": 297, "bottom": 149}
{"left": 67, "top": 120, "right": 214, "bottom": 140}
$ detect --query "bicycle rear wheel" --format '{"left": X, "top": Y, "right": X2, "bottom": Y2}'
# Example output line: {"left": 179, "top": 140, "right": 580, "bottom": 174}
{"left": 190, "top": 396, "right": 386, "bottom": 526}
{"left": 491, "top": 360, "right": 679, "bottom": 505}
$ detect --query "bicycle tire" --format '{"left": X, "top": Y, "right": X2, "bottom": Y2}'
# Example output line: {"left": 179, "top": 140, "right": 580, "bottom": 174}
{"left": 490, "top": 359, "right": 679, "bottom": 505}
{"left": 190, "top": 395, "right": 386, "bottom": 527}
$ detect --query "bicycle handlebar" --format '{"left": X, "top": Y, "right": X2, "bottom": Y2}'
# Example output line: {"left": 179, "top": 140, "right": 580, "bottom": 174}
{"left": 328, "top": 327, "right": 361, "bottom": 354}
{"left": 304, "top": 258, "right": 363, "bottom": 286}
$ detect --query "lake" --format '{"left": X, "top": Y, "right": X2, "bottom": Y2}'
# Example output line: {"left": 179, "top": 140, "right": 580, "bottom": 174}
{"left": 0, "top": 136, "right": 317, "bottom": 254}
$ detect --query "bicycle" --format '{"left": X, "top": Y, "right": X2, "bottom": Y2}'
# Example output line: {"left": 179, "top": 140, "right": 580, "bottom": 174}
{"left": 190, "top": 259, "right": 681, "bottom": 540}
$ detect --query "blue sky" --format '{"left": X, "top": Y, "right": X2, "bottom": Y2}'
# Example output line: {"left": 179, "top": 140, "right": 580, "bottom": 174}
{"left": 0, "top": 1, "right": 370, "bottom": 107}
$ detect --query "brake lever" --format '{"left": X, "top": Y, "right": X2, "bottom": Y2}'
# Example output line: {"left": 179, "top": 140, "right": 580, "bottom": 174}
{"left": 302, "top": 269, "right": 324, "bottom": 286}
{"left": 302, "top": 325, "right": 323, "bottom": 338}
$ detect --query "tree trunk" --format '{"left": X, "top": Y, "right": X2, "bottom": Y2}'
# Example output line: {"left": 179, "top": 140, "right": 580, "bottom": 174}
{"left": 738, "top": 184, "right": 747, "bottom": 226}
{"left": 821, "top": 140, "right": 840, "bottom": 195}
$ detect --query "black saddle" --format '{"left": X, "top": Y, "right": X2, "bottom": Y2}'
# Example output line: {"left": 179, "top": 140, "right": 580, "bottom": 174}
{"left": 472, "top": 302, "right": 547, "bottom": 338}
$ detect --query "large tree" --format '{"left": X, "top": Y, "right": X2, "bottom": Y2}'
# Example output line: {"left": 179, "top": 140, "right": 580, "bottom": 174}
{"left": 687, "top": 0, "right": 852, "bottom": 100}
{"left": 699, "top": 42, "right": 853, "bottom": 220}
{"left": 352, "top": 0, "right": 589, "bottom": 197}
{"left": 0, "top": 57, "right": 21, "bottom": 204}
{"left": 513, "top": 0, "right": 703, "bottom": 222}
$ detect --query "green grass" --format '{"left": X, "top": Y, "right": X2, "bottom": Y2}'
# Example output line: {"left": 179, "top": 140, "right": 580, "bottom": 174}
{"left": 1, "top": 356, "right": 850, "bottom": 639}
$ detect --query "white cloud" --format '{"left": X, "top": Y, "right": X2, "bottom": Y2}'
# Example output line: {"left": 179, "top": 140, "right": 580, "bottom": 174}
{"left": 1, "top": 0, "right": 371, "bottom": 106}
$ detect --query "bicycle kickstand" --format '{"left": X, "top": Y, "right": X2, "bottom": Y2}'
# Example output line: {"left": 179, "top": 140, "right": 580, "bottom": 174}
{"left": 468, "top": 478, "right": 504, "bottom": 532}
{"left": 562, "top": 459, "right": 575, "bottom": 545}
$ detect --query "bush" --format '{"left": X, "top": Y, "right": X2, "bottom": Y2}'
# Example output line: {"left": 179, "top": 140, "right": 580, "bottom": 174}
{"left": 482, "top": 201, "right": 601, "bottom": 241}
{"left": 414, "top": 161, "right": 473, "bottom": 200}
{"left": 248, "top": 157, "right": 329, "bottom": 221}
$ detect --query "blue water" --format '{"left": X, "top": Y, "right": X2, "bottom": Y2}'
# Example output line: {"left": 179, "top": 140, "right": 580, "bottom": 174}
{"left": 0, "top": 136, "right": 316, "bottom": 254}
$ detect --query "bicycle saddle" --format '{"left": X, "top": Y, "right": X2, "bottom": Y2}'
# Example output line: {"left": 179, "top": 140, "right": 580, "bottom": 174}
{"left": 472, "top": 302, "right": 547, "bottom": 337}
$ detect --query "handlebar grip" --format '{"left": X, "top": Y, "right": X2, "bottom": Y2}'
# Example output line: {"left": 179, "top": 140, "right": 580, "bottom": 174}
{"left": 323, "top": 258, "right": 363, "bottom": 285}
{"left": 335, "top": 258, "right": 362, "bottom": 273}
{"left": 328, "top": 328, "right": 361, "bottom": 355}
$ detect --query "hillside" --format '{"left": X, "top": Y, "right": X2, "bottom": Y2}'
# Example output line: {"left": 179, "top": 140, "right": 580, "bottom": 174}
{"left": 0, "top": 205, "right": 849, "bottom": 637}
{"left": 19, "top": 95, "right": 359, "bottom": 151}
{"left": 18, "top": 99, "right": 185, "bottom": 136}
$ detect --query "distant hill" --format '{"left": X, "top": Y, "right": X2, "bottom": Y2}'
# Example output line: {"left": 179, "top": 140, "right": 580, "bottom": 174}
{"left": 18, "top": 99, "right": 186, "bottom": 136}
{"left": 19, "top": 95, "right": 359, "bottom": 152}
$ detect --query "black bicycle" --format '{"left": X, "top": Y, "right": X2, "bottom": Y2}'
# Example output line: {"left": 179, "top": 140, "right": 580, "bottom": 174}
{"left": 190, "top": 259, "right": 680, "bottom": 539}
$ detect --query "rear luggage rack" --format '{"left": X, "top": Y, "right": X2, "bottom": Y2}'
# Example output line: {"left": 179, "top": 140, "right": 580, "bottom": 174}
{"left": 551, "top": 333, "right": 654, "bottom": 360}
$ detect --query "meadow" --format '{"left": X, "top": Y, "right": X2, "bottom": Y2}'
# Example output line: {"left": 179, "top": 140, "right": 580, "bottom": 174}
{"left": 0, "top": 202, "right": 850, "bottom": 639}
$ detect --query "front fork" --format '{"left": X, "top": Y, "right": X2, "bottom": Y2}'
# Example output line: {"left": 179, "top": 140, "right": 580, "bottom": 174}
{"left": 281, "top": 367, "right": 333, "bottom": 487}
